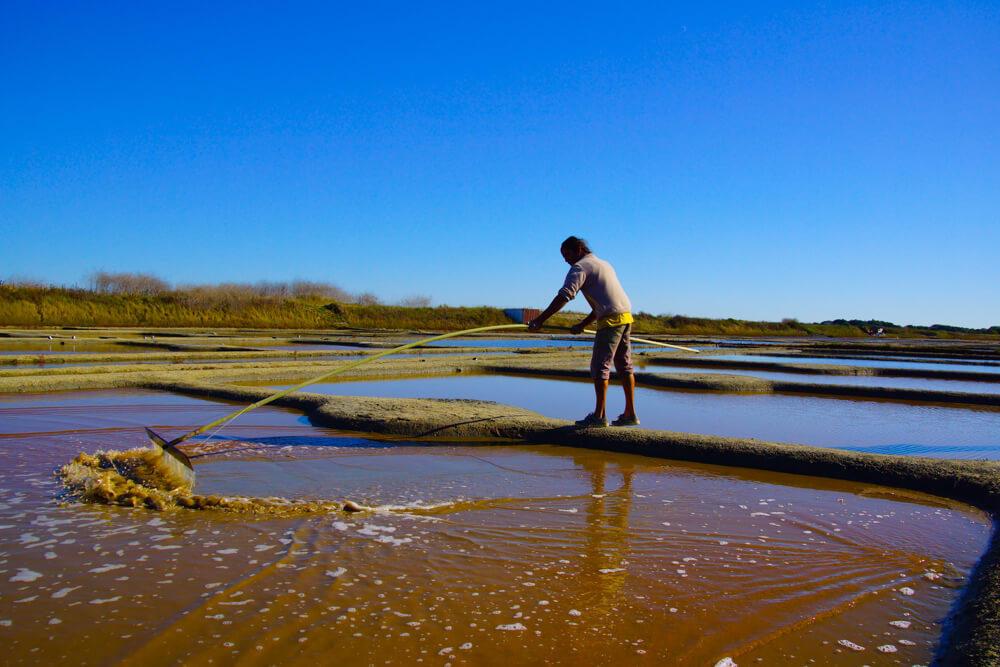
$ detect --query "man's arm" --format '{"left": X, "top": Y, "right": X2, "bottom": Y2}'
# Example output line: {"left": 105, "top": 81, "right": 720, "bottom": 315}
{"left": 528, "top": 294, "right": 571, "bottom": 331}
{"left": 570, "top": 311, "right": 597, "bottom": 335}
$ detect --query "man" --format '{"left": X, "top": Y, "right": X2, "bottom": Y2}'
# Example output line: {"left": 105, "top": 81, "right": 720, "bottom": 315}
{"left": 528, "top": 236, "right": 639, "bottom": 427}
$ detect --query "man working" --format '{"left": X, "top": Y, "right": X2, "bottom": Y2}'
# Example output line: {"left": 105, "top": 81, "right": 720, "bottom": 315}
{"left": 528, "top": 236, "right": 639, "bottom": 427}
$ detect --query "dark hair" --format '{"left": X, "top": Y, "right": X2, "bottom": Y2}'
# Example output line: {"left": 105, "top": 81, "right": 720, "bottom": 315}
{"left": 560, "top": 236, "right": 591, "bottom": 255}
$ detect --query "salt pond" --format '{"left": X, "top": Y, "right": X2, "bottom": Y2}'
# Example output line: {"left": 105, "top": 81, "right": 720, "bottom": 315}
{"left": 0, "top": 389, "right": 990, "bottom": 665}
{"left": 707, "top": 354, "right": 1000, "bottom": 374}
{"left": 264, "top": 374, "right": 1000, "bottom": 460}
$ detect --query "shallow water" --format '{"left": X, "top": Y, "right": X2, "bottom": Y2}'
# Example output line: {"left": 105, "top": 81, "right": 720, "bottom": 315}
{"left": 269, "top": 375, "right": 1000, "bottom": 460}
{"left": 0, "top": 389, "right": 990, "bottom": 665}
{"left": 634, "top": 362, "right": 1000, "bottom": 395}
{"left": 708, "top": 354, "right": 1000, "bottom": 374}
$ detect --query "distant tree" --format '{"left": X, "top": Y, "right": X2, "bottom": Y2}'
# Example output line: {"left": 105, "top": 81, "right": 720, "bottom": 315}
{"left": 89, "top": 271, "right": 170, "bottom": 296}
{"left": 399, "top": 295, "right": 432, "bottom": 307}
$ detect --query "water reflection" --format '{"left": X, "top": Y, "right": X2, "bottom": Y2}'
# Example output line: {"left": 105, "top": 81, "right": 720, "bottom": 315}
{"left": 577, "top": 453, "right": 634, "bottom": 615}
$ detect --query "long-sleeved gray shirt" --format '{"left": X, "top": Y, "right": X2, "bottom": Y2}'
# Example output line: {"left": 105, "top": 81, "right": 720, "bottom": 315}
{"left": 557, "top": 253, "right": 631, "bottom": 322}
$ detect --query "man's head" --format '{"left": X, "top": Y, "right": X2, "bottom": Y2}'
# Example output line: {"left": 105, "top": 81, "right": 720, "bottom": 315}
{"left": 560, "top": 236, "right": 591, "bottom": 264}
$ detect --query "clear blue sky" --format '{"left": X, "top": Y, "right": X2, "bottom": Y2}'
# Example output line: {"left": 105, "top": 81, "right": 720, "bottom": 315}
{"left": 2, "top": 1, "right": 997, "bottom": 328}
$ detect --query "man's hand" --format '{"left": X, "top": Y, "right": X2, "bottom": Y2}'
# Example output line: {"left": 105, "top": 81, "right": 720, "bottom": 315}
{"left": 528, "top": 318, "right": 543, "bottom": 332}
{"left": 570, "top": 322, "right": 585, "bottom": 335}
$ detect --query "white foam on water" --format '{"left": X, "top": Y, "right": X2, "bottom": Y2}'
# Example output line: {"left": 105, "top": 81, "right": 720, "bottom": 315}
{"left": 52, "top": 586, "right": 80, "bottom": 599}
{"left": 877, "top": 645, "right": 898, "bottom": 653}
{"left": 90, "top": 596, "right": 122, "bottom": 604}
{"left": 89, "top": 564, "right": 125, "bottom": 573}
{"left": 326, "top": 567, "right": 348, "bottom": 578}
{"left": 496, "top": 623, "right": 527, "bottom": 631}
{"left": 889, "top": 620, "right": 911, "bottom": 629}
{"left": 9, "top": 568, "right": 42, "bottom": 582}
{"left": 714, "top": 659, "right": 738, "bottom": 667}
{"left": 899, "top": 587, "right": 916, "bottom": 596}
{"left": 599, "top": 568, "right": 625, "bottom": 574}
{"left": 838, "top": 639, "right": 865, "bottom": 651}
{"left": 357, "top": 523, "right": 397, "bottom": 536}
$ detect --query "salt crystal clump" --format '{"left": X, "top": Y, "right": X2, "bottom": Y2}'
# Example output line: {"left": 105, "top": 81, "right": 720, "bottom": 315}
{"left": 496, "top": 623, "right": 527, "bottom": 631}
{"left": 838, "top": 639, "right": 865, "bottom": 651}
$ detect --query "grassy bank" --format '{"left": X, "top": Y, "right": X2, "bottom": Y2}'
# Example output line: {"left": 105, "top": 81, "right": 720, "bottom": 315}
{"left": 2, "top": 284, "right": 998, "bottom": 339}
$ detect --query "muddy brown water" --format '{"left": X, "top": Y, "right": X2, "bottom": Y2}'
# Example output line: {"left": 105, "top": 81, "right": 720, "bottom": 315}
{"left": 0, "top": 389, "right": 991, "bottom": 665}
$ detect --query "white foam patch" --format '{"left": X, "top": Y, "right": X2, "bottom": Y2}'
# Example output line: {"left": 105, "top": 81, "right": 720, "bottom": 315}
{"left": 837, "top": 639, "right": 865, "bottom": 651}
{"left": 889, "top": 620, "right": 911, "bottom": 629}
{"left": 599, "top": 568, "right": 625, "bottom": 574}
{"left": 326, "top": 567, "right": 348, "bottom": 578}
{"left": 52, "top": 587, "right": 80, "bottom": 599}
{"left": 357, "top": 523, "right": 397, "bottom": 536}
{"left": 714, "top": 659, "right": 738, "bottom": 667}
{"left": 9, "top": 568, "right": 42, "bottom": 582}
{"left": 877, "top": 645, "right": 898, "bottom": 653}
{"left": 496, "top": 623, "right": 527, "bottom": 631}
{"left": 89, "top": 564, "right": 126, "bottom": 573}
{"left": 899, "top": 587, "right": 916, "bottom": 596}
{"left": 90, "top": 596, "right": 122, "bottom": 604}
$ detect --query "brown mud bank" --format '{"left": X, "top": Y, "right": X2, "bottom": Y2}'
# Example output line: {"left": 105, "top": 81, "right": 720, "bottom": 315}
{"left": 134, "top": 377, "right": 1000, "bottom": 666}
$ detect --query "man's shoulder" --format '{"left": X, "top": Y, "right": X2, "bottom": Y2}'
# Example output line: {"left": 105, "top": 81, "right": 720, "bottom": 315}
{"left": 577, "top": 254, "right": 610, "bottom": 271}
